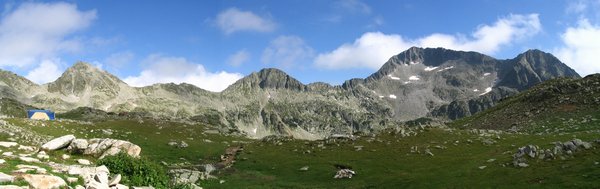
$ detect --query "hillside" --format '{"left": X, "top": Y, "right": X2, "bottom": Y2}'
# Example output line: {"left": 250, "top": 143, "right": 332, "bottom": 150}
{"left": 451, "top": 74, "right": 600, "bottom": 133}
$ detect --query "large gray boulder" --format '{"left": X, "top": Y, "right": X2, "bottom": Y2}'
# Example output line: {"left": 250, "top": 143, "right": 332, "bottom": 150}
{"left": 41, "top": 135, "right": 75, "bottom": 151}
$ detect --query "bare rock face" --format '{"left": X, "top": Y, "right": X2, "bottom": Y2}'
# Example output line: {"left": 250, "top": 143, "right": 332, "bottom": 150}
{"left": 21, "top": 174, "right": 67, "bottom": 189}
{"left": 41, "top": 135, "right": 75, "bottom": 151}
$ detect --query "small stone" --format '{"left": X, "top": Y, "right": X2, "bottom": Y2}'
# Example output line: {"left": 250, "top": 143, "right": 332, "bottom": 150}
{"left": 299, "top": 166, "right": 309, "bottom": 171}
{"left": 77, "top": 159, "right": 91, "bottom": 165}
{"left": 19, "top": 156, "right": 40, "bottom": 163}
{"left": 62, "top": 154, "right": 71, "bottom": 159}
{"left": 220, "top": 180, "right": 226, "bottom": 184}
{"left": 517, "top": 163, "right": 529, "bottom": 167}
{"left": 0, "top": 159, "right": 5, "bottom": 164}
{"left": 487, "top": 159, "right": 496, "bottom": 163}
{"left": 1, "top": 152, "right": 12, "bottom": 156}
{"left": 66, "top": 177, "right": 78, "bottom": 183}
{"left": 478, "top": 166, "right": 487, "bottom": 169}
{"left": 0, "top": 141, "right": 18, "bottom": 148}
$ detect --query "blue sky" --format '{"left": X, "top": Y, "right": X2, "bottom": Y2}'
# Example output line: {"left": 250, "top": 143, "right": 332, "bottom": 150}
{"left": 1, "top": 0, "right": 599, "bottom": 92}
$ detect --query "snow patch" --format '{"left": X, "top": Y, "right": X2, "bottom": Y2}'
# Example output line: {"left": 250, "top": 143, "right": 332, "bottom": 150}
{"left": 424, "top": 66, "right": 439, "bottom": 71}
{"left": 389, "top": 76, "right": 400, "bottom": 80}
{"left": 479, "top": 87, "right": 492, "bottom": 96}
{"left": 437, "top": 66, "right": 455, "bottom": 72}
{"left": 409, "top": 61, "right": 420, "bottom": 65}
{"left": 483, "top": 73, "right": 491, "bottom": 76}
{"left": 389, "top": 94, "right": 397, "bottom": 99}
{"left": 378, "top": 95, "right": 384, "bottom": 98}
{"left": 252, "top": 127, "right": 258, "bottom": 134}
{"left": 403, "top": 81, "right": 410, "bottom": 84}
{"left": 473, "top": 89, "right": 479, "bottom": 92}
{"left": 408, "top": 76, "right": 420, "bottom": 81}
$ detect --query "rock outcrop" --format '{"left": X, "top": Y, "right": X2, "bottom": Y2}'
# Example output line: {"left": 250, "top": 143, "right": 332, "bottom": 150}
{"left": 41, "top": 135, "right": 141, "bottom": 159}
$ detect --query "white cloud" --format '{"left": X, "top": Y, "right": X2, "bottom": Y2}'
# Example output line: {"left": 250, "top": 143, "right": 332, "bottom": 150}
{"left": 227, "top": 49, "right": 250, "bottom": 67}
{"left": 335, "top": 0, "right": 371, "bottom": 14}
{"left": 262, "top": 35, "right": 314, "bottom": 69}
{"left": 555, "top": 19, "right": 600, "bottom": 76}
{"left": 216, "top": 7, "right": 275, "bottom": 34}
{"left": 0, "top": 2, "right": 96, "bottom": 67}
{"left": 315, "top": 14, "right": 541, "bottom": 70}
{"left": 25, "top": 59, "right": 63, "bottom": 84}
{"left": 123, "top": 54, "right": 243, "bottom": 92}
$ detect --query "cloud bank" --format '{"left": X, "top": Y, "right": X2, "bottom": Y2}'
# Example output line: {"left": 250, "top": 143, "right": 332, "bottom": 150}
{"left": 124, "top": 54, "right": 243, "bottom": 92}
{"left": 315, "top": 14, "right": 541, "bottom": 70}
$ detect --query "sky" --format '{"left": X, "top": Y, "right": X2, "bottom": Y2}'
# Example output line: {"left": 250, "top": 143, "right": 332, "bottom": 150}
{"left": 0, "top": 0, "right": 599, "bottom": 92}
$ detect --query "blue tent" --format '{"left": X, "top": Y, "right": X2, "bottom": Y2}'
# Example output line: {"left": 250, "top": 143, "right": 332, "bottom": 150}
{"left": 27, "top": 110, "right": 55, "bottom": 120}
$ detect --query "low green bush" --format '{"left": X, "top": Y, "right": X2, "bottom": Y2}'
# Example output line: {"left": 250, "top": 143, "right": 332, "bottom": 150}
{"left": 97, "top": 153, "right": 169, "bottom": 188}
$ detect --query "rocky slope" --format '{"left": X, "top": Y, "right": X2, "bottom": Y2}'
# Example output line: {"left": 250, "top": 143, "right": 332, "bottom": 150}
{"left": 0, "top": 47, "right": 581, "bottom": 139}
{"left": 451, "top": 74, "right": 600, "bottom": 131}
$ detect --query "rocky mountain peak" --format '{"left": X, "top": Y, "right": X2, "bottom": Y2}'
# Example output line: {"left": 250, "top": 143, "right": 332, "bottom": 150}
{"left": 47, "top": 62, "right": 126, "bottom": 97}
{"left": 225, "top": 68, "right": 306, "bottom": 92}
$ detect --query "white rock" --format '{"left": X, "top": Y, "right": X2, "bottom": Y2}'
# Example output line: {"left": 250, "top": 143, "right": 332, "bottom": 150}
{"left": 478, "top": 166, "right": 487, "bottom": 169}
{"left": 0, "top": 142, "right": 18, "bottom": 148}
{"left": 77, "top": 159, "right": 91, "bottom": 165}
{"left": 19, "top": 156, "right": 40, "bottom": 163}
{"left": 0, "top": 159, "right": 5, "bottom": 164}
{"left": 86, "top": 181, "right": 110, "bottom": 189}
{"left": 109, "top": 174, "right": 122, "bottom": 186}
{"left": 41, "top": 134, "right": 75, "bottom": 151}
{"left": 113, "top": 184, "right": 129, "bottom": 189}
{"left": 0, "top": 185, "right": 26, "bottom": 189}
{"left": 22, "top": 174, "right": 67, "bottom": 189}
{"left": 62, "top": 154, "right": 71, "bottom": 159}
{"left": 2, "top": 152, "right": 13, "bottom": 156}
{"left": 18, "top": 145, "right": 36, "bottom": 152}
{"left": 0, "top": 172, "right": 15, "bottom": 183}
{"left": 15, "top": 164, "right": 47, "bottom": 174}
{"left": 66, "top": 177, "right": 79, "bottom": 183}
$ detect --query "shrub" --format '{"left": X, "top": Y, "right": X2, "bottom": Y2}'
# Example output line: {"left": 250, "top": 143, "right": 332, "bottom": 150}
{"left": 97, "top": 153, "right": 169, "bottom": 188}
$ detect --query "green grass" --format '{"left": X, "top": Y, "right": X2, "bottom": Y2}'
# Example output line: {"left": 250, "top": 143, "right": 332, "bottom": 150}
{"left": 3, "top": 117, "right": 600, "bottom": 188}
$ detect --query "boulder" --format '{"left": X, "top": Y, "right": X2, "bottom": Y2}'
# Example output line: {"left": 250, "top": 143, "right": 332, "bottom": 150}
{"left": 21, "top": 174, "right": 67, "bottom": 189}
{"left": 41, "top": 135, "right": 75, "bottom": 151}
{"left": 84, "top": 139, "right": 141, "bottom": 159}
{"left": 67, "top": 139, "right": 88, "bottom": 153}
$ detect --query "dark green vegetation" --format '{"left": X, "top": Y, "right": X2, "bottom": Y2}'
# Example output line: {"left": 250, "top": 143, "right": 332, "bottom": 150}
{"left": 98, "top": 153, "right": 170, "bottom": 188}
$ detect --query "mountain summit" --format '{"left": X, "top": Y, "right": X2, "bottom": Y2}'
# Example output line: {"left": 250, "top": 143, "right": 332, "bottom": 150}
{"left": 47, "top": 62, "right": 127, "bottom": 97}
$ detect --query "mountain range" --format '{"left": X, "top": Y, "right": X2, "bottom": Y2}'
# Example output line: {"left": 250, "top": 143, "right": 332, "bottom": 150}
{"left": 0, "top": 47, "right": 580, "bottom": 139}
